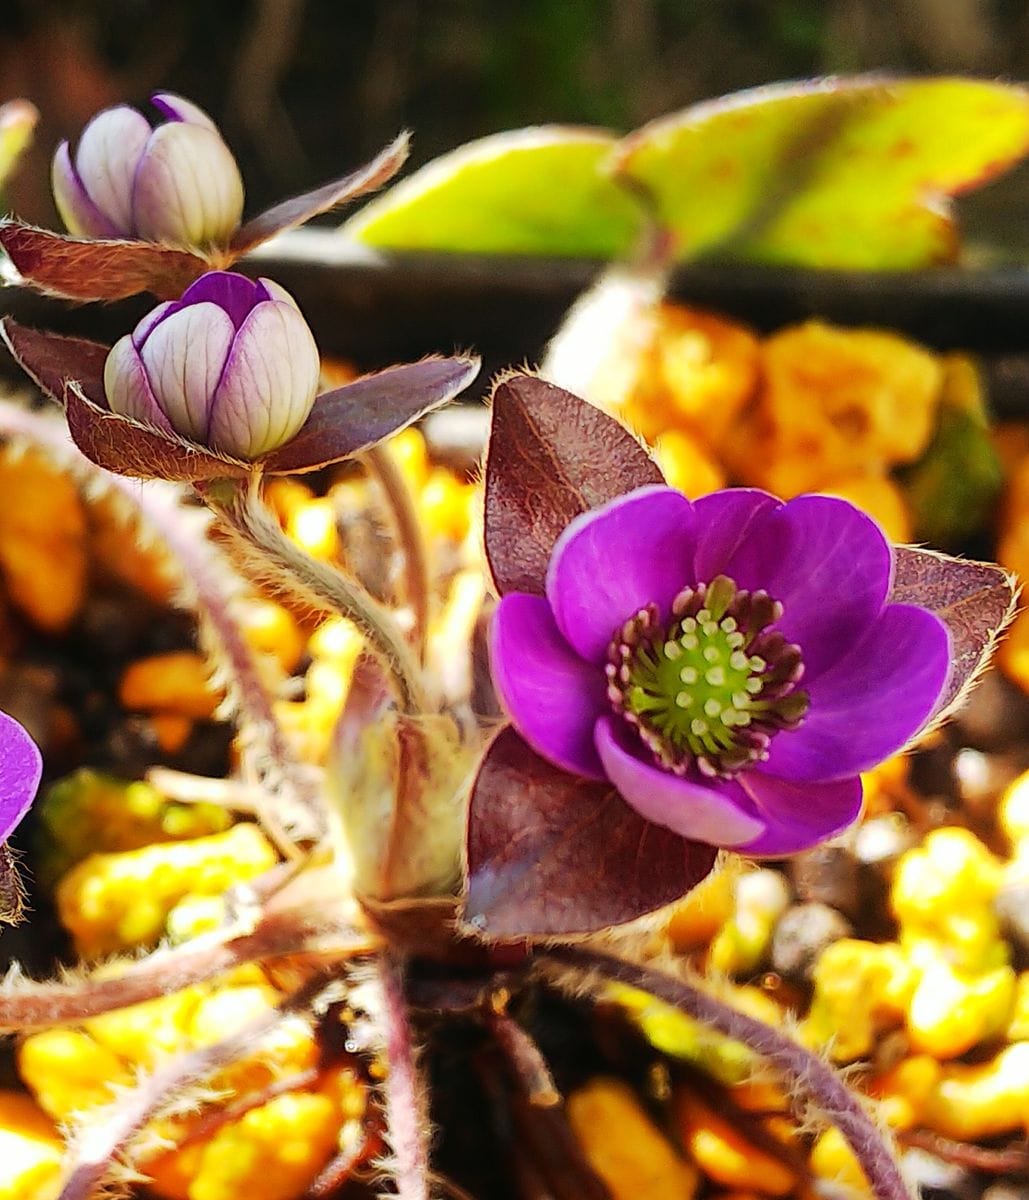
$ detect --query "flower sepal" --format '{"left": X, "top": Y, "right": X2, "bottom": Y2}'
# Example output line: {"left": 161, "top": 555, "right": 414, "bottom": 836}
{"left": 463, "top": 726, "right": 717, "bottom": 938}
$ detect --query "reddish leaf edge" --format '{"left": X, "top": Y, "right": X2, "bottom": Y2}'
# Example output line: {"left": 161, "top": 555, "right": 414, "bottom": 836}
{"left": 263, "top": 352, "right": 482, "bottom": 475}
{"left": 483, "top": 368, "right": 663, "bottom": 598}
{"left": 64, "top": 381, "right": 251, "bottom": 481}
{"left": 894, "top": 543, "right": 1020, "bottom": 732}
{"left": 0, "top": 316, "right": 108, "bottom": 407}
{"left": 0, "top": 219, "right": 209, "bottom": 302}
{"left": 610, "top": 73, "right": 1029, "bottom": 176}
{"left": 459, "top": 725, "right": 717, "bottom": 943}
{"left": 229, "top": 132, "right": 412, "bottom": 254}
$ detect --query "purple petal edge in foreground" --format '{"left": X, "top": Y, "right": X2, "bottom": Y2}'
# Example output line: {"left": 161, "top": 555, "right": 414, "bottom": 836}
{"left": 491, "top": 593, "right": 608, "bottom": 780}
{"left": 0, "top": 711, "right": 42, "bottom": 842}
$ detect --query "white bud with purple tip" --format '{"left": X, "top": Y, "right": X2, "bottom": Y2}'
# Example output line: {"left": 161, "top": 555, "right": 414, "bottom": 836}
{"left": 104, "top": 271, "right": 320, "bottom": 460}
{"left": 52, "top": 93, "right": 244, "bottom": 249}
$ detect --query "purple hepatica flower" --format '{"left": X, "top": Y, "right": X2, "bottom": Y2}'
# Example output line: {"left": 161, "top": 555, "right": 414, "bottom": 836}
{"left": 0, "top": 710, "right": 41, "bottom": 842}
{"left": 491, "top": 485, "right": 952, "bottom": 856}
{"left": 105, "top": 270, "right": 319, "bottom": 460}
{"left": 52, "top": 93, "right": 244, "bottom": 249}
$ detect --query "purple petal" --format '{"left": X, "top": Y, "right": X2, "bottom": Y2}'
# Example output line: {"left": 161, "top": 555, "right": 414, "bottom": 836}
{"left": 721, "top": 494, "right": 894, "bottom": 678}
{"left": 132, "top": 124, "right": 243, "bottom": 247}
{"left": 131, "top": 300, "right": 175, "bottom": 350}
{"left": 150, "top": 92, "right": 218, "bottom": 132}
{"left": 733, "top": 772, "right": 863, "bottom": 857}
{"left": 0, "top": 710, "right": 41, "bottom": 842}
{"left": 546, "top": 486, "right": 696, "bottom": 664}
{"left": 491, "top": 594, "right": 608, "bottom": 780}
{"left": 692, "top": 488, "right": 782, "bottom": 581}
{"left": 177, "top": 271, "right": 263, "bottom": 330}
{"left": 103, "top": 335, "right": 173, "bottom": 431}
{"left": 51, "top": 142, "right": 122, "bottom": 239}
{"left": 763, "top": 603, "right": 951, "bottom": 782}
{"left": 139, "top": 301, "right": 235, "bottom": 440}
{"left": 74, "top": 105, "right": 151, "bottom": 234}
{"left": 208, "top": 301, "right": 320, "bottom": 458}
{"left": 594, "top": 717, "right": 765, "bottom": 846}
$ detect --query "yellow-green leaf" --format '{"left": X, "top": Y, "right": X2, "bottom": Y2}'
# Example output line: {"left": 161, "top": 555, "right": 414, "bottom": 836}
{"left": 344, "top": 126, "right": 642, "bottom": 257}
{"left": 613, "top": 77, "right": 1029, "bottom": 269}
{"left": 0, "top": 99, "right": 36, "bottom": 193}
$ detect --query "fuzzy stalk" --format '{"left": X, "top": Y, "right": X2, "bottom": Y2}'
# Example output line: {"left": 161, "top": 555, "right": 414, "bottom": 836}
{"left": 0, "top": 406, "right": 322, "bottom": 846}
{"left": 202, "top": 475, "right": 430, "bottom": 713}
{"left": 487, "top": 1011, "right": 560, "bottom": 1109}
{"left": 377, "top": 952, "right": 432, "bottom": 1200}
{"left": 541, "top": 946, "right": 911, "bottom": 1200}
{"left": 56, "top": 969, "right": 336, "bottom": 1200}
{"left": 126, "top": 479, "right": 325, "bottom": 846}
{"left": 305, "top": 1138, "right": 374, "bottom": 1198}
{"left": 360, "top": 442, "right": 431, "bottom": 661}
{"left": 0, "top": 906, "right": 375, "bottom": 1031}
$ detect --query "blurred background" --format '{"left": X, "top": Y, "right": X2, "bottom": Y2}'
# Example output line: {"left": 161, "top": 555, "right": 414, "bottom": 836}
{"left": 2, "top": 0, "right": 1029, "bottom": 232}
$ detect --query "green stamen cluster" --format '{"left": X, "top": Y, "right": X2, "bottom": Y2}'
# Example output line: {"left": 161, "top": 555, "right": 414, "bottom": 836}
{"left": 627, "top": 611, "right": 765, "bottom": 758}
{"left": 605, "top": 575, "right": 808, "bottom": 778}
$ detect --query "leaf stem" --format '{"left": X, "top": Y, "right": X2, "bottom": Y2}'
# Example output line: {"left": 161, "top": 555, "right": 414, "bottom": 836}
{"left": 540, "top": 947, "right": 911, "bottom": 1200}
{"left": 0, "top": 907, "right": 376, "bottom": 1031}
{"left": 360, "top": 442, "right": 431, "bottom": 661}
{"left": 203, "top": 476, "right": 430, "bottom": 713}
{"left": 378, "top": 953, "right": 432, "bottom": 1200}
{"left": 56, "top": 969, "right": 337, "bottom": 1200}
{"left": 0, "top": 405, "right": 322, "bottom": 847}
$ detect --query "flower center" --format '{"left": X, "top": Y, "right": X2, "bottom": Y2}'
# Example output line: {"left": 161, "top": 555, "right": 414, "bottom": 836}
{"left": 605, "top": 575, "right": 809, "bottom": 779}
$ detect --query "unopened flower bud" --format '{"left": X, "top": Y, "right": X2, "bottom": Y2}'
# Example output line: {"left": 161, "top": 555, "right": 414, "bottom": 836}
{"left": 52, "top": 93, "right": 244, "bottom": 249}
{"left": 104, "top": 271, "right": 320, "bottom": 460}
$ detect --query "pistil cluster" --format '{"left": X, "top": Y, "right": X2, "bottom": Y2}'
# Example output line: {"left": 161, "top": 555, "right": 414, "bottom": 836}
{"left": 606, "top": 575, "right": 809, "bottom": 778}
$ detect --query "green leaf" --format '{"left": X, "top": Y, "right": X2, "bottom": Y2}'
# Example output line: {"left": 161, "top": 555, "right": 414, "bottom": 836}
{"left": 0, "top": 99, "right": 36, "bottom": 194}
{"left": 613, "top": 77, "right": 1029, "bottom": 268}
{"left": 344, "top": 126, "right": 642, "bottom": 257}
{"left": 900, "top": 356, "right": 1005, "bottom": 547}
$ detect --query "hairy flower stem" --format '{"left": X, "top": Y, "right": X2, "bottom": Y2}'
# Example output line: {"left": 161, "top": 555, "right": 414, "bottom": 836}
{"left": 487, "top": 1011, "right": 560, "bottom": 1109}
{"left": 127, "top": 480, "right": 324, "bottom": 845}
{"left": 0, "top": 909, "right": 376, "bottom": 1031}
{"left": 305, "top": 1139, "right": 375, "bottom": 1198}
{"left": 378, "top": 953, "right": 432, "bottom": 1200}
{"left": 56, "top": 969, "right": 337, "bottom": 1200}
{"left": 361, "top": 442, "right": 431, "bottom": 661}
{"left": 0, "top": 406, "right": 322, "bottom": 847}
{"left": 202, "top": 476, "right": 430, "bottom": 713}
{"left": 541, "top": 947, "right": 911, "bottom": 1200}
